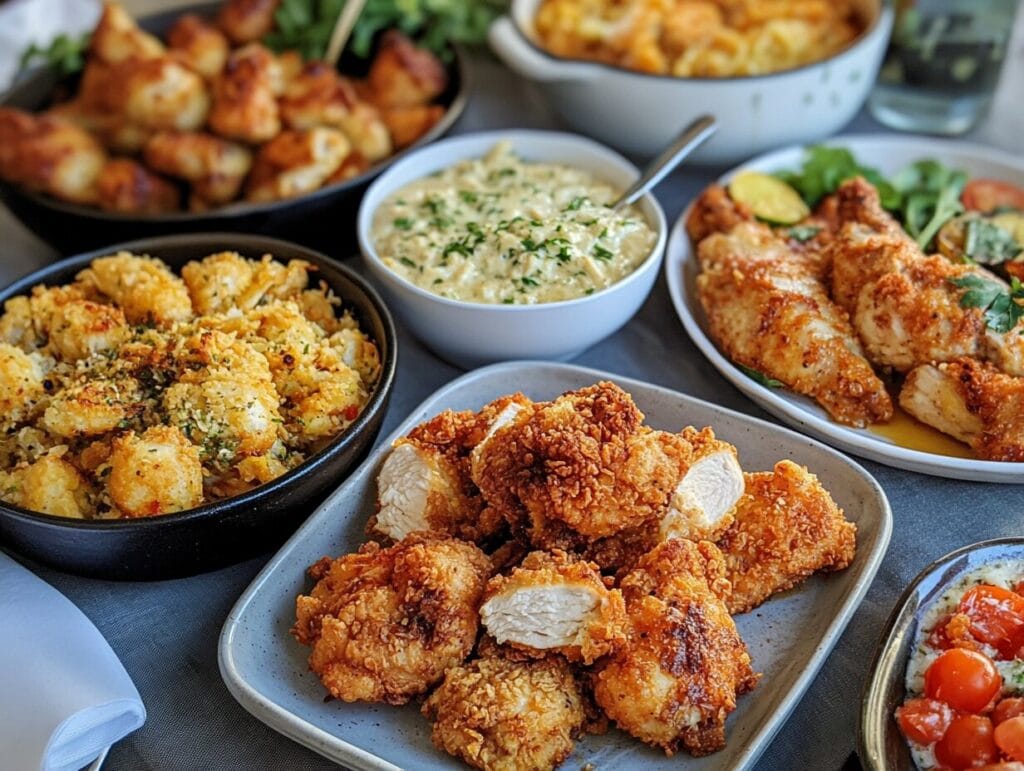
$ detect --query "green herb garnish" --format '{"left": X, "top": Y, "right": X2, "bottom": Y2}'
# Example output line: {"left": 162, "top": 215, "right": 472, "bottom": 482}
{"left": 964, "top": 219, "right": 1022, "bottom": 265}
{"left": 950, "top": 274, "right": 1024, "bottom": 333}
{"left": 564, "top": 196, "right": 588, "bottom": 212}
{"left": 738, "top": 365, "right": 784, "bottom": 388}
{"left": 786, "top": 225, "right": 822, "bottom": 242}
{"left": 393, "top": 217, "right": 413, "bottom": 230}
{"left": 399, "top": 257, "right": 417, "bottom": 268}
{"left": 777, "top": 146, "right": 899, "bottom": 209}
{"left": 19, "top": 33, "right": 88, "bottom": 76}
{"left": 592, "top": 245, "right": 613, "bottom": 261}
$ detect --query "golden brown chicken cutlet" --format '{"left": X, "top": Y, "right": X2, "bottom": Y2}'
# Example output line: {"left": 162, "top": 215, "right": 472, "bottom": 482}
{"left": 480, "top": 549, "right": 627, "bottom": 664}
{"left": 292, "top": 534, "right": 491, "bottom": 705}
{"left": 593, "top": 538, "right": 758, "bottom": 756}
{"left": 423, "top": 651, "right": 588, "bottom": 771}
{"left": 716, "top": 460, "right": 857, "bottom": 614}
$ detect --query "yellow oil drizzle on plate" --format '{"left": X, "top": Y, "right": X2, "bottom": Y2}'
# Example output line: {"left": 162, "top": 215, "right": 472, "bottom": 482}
{"left": 869, "top": 405, "right": 975, "bottom": 459}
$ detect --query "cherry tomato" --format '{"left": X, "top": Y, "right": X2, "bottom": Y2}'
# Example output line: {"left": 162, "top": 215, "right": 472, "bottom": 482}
{"left": 962, "top": 179, "right": 1024, "bottom": 213}
{"left": 936, "top": 714, "right": 998, "bottom": 768}
{"left": 977, "top": 763, "right": 1024, "bottom": 770}
{"left": 994, "top": 698, "right": 1024, "bottom": 725}
{"left": 959, "top": 585, "right": 1024, "bottom": 659}
{"left": 897, "top": 698, "right": 955, "bottom": 744}
{"left": 996, "top": 716, "right": 1024, "bottom": 761}
{"left": 925, "top": 648, "right": 1001, "bottom": 712}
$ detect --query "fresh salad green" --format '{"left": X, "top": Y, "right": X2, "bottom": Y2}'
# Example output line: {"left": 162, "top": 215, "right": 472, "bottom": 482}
{"left": 19, "top": 33, "right": 89, "bottom": 76}
{"left": 949, "top": 274, "right": 1024, "bottom": 334}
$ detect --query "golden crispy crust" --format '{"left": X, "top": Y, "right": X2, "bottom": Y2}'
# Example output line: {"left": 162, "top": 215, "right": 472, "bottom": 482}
{"left": 685, "top": 184, "right": 752, "bottom": 243}
{"left": 594, "top": 539, "right": 758, "bottom": 757}
{"left": 480, "top": 549, "right": 627, "bottom": 664}
{"left": 292, "top": 534, "right": 491, "bottom": 705}
{"left": 716, "top": 460, "right": 856, "bottom": 614}
{"left": 422, "top": 653, "right": 586, "bottom": 771}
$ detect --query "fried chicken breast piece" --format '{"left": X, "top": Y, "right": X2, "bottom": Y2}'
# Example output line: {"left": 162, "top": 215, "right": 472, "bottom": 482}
{"left": 693, "top": 188, "right": 892, "bottom": 427}
{"left": 367, "top": 31, "right": 448, "bottom": 109}
{"left": 216, "top": 0, "right": 280, "bottom": 44}
{"left": 209, "top": 43, "right": 282, "bottom": 143}
{"left": 144, "top": 131, "right": 252, "bottom": 205}
{"left": 473, "top": 382, "right": 693, "bottom": 546}
{"left": 95, "top": 158, "right": 180, "bottom": 214}
{"left": 167, "top": 14, "right": 230, "bottom": 80}
{"left": 292, "top": 534, "right": 491, "bottom": 705}
{"left": 593, "top": 539, "right": 758, "bottom": 757}
{"left": 371, "top": 394, "right": 531, "bottom": 544}
{"left": 423, "top": 652, "right": 587, "bottom": 771}
{"left": 900, "top": 358, "right": 1024, "bottom": 461}
{"left": 90, "top": 2, "right": 164, "bottom": 64}
{"left": 480, "top": 549, "right": 627, "bottom": 664}
{"left": 245, "top": 128, "right": 350, "bottom": 202}
{"left": 716, "top": 460, "right": 856, "bottom": 615}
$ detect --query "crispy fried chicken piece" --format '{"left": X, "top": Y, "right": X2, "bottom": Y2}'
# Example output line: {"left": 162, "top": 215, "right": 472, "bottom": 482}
{"left": 76, "top": 252, "right": 193, "bottom": 327}
{"left": 108, "top": 56, "right": 211, "bottom": 132}
{"left": 209, "top": 43, "right": 282, "bottom": 143}
{"left": 900, "top": 358, "right": 1024, "bottom": 461}
{"left": 280, "top": 62, "right": 393, "bottom": 162}
{"left": 371, "top": 394, "right": 531, "bottom": 543}
{"left": 167, "top": 14, "right": 230, "bottom": 79}
{"left": 95, "top": 158, "right": 180, "bottom": 213}
{"left": 693, "top": 188, "right": 893, "bottom": 427}
{"left": 685, "top": 183, "right": 752, "bottom": 243}
{"left": 716, "top": 460, "right": 856, "bottom": 614}
{"left": 380, "top": 104, "right": 445, "bottom": 150}
{"left": 90, "top": 2, "right": 164, "bottom": 64}
{"left": 216, "top": 0, "right": 280, "bottom": 44}
{"left": 245, "top": 128, "right": 350, "bottom": 202}
{"left": 292, "top": 534, "right": 491, "bottom": 705}
{"left": 828, "top": 177, "right": 1024, "bottom": 375}
{"left": 423, "top": 651, "right": 587, "bottom": 771}
{"left": 0, "top": 109, "right": 105, "bottom": 205}
{"left": 473, "top": 382, "right": 693, "bottom": 546}
{"left": 144, "top": 131, "right": 251, "bottom": 205}
{"left": 367, "top": 31, "right": 448, "bottom": 109}
{"left": 593, "top": 539, "right": 758, "bottom": 756}
{"left": 480, "top": 549, "right": 627, "bottom": 664}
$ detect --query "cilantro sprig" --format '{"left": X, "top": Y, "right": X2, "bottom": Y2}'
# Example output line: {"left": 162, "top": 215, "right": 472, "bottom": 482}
{"left": 19, "top": 33, "right": 89, "bottom": 77}
{"left": 950, "top": 274, "right": 1024, "bottom": 334}
{"left": 738, "top": 365, "right": 784, "bottom": 388}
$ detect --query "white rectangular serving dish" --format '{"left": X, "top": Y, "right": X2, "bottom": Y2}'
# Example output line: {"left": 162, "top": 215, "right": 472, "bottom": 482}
{"left": 219, "top": 361, "right": 892, "bottom": 771}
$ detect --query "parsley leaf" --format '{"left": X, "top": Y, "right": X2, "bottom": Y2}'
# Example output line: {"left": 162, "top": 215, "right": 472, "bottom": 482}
{"left": 564, "top": 196, "right": 588, "bottom": 212}
{"left": 777, "top": 146, "right": 899, "bottom": 209}
{"left": 19, "top": 33, "right": 88, "bottom": 76}
{"left": 738, "top": 365, "right": 784, "bottom": 388}
{"left": 950, "top": 274, "right": 1024, "bottom": 333}
{"left": 393, "top": 217, "right": 412, "bottom": 230}
{"left": 592, "top": 244, "right": 613, "bottom": 261}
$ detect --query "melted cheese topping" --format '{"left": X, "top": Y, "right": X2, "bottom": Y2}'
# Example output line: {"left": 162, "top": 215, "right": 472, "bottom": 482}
{"left": 371, "top": 142, "right": 657, "bottom": 304}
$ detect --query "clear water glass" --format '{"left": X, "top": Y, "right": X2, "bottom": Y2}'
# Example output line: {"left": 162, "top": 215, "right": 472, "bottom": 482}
{"left": 869, "top": 0, "right": 1020, "bottom": 134}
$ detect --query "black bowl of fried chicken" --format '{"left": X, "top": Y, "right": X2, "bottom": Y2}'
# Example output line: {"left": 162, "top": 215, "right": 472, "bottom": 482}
{"left": 0, "top": 1, "right": 466, "bottom": 254}
{"left": 0, "top": 233, "right": 397, "bottom": 580}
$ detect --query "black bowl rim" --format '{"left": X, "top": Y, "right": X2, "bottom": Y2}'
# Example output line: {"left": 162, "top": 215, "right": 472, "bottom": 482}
{"left": 858, "top": 536, "right": 1024, "bottom": 770}
{"left": 0, "top": 0, "right": 469, "bottom": 223}
{"left": 0, "top": 232, "right": 397, "bottom": 531}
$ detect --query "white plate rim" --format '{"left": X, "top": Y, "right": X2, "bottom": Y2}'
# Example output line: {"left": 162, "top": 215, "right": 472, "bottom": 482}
{"left": 218, "top": 359, "right": 893, "bottom": 771}
{"left": 664, "top": 133, "right": 1024, "bottom": 482}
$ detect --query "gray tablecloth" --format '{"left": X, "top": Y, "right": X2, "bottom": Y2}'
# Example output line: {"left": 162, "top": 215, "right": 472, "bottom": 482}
{"left": 2, "top": 29, "right": 1023, "bottom": 771}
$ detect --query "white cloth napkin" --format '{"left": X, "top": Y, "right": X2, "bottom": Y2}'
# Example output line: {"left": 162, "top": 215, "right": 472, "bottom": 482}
{"left": 0, "top": 552, "right": 146, "bottom": 771}
{"left": 0, "top": 0, "right": 101, "bottom": 92}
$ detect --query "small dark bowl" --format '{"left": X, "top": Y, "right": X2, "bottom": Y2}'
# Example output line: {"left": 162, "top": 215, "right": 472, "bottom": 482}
{"left": 0, "top": 233, "right": 397, "bottom": 580}
{"left": 860, "top": 538, "right": 1024, "bottom": 769}
{"left": 0, "top": 2, "right": 467, "bottom": 255}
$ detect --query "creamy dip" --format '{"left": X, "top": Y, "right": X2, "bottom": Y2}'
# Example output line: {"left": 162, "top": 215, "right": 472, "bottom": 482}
{"left": 371, "top": 142, "right": 657, "bottom": 304}
{"left": 902, "top": 559, "right": 1024, "bottom": 770}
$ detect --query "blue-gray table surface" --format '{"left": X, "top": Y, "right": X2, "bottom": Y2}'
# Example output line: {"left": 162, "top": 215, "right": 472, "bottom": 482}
{"left": 1, "top": 39, "right": 1023, "bottom": 771}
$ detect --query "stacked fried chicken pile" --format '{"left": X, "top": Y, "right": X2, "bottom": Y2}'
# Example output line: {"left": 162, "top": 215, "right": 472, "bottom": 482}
{"left": 0, "top": 0, "right": 447, "bottom": 212}
{"left": 691, "top": 178, "right": 1024, "bottom": 460}
{"left": 292, "top": 381, "right": 857, "bottom": 769}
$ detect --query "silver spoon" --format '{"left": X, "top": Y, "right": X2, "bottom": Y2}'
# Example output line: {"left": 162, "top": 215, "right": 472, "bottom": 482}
{"left": 612, "top": 115, "right": 718, "bottom": 211}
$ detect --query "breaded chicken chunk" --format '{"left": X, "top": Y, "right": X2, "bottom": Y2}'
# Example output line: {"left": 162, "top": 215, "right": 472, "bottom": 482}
{"left": 2, "top": 453, "right": 94, "bottom": 519}
{"left": 900, "top": 358, "right": 1024, "bottom": 461}
{"left": 216, "top": 0, "right": 280, "bottom": 45}
{"left": 593, "top": 539, "right": 758, "bottom": 757}
{"left": 180, "top": 252, "right": 309, "bottom": 315}
{"left": 245, "top": 128, "right": 351, "bottom": 202}
{"left": 77, "top": 252, "right": 194, "bottom": 327}
{"left": 90, "top": 2, "right": 164, "bottom": 64}
{"left": 372, "top": 394, "right": 530, "bottom": 544}
{"left": 0, "top": 343, "right": 48, "bottom": 430}
{"left": 42, "top": 378, "right": 142, "bottom": 438}
{"left": 107, "top": 424, "right": 204, "bottom": 517}
{"left": 144, "top": 131, "right": 251, "bottom": 205}
{"left": 208, "top": 43, "right": 282, "bottom": 143}
{"left": 423, "top": 652, "right": 587, "bottom": 771}
{"left": 366, "top": 31, "right": 448, "bottom": 109}
{"left": 167, "top": 14, "right": 229, "bottom": 79}
{"left": 95, "top": 158, "right": 180, "bottom": 214}
{"left": 473, "top": 382, "right": 693, "bottom": 546}
{"left": 717, "top": 460, "right": 857, "bottom": 614}
{"left": 292, "top": 534, "right": 491, "bottom": 704}
{"left": 480, "top": 549, "right": 627, "bottom": 664}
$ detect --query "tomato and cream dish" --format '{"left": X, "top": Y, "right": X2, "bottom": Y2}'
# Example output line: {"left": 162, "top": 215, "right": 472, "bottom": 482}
{"left": 371, "top": 142, "right": 657, "bottom": 304}
{"left": 897, "top": 561, "right": 1024, "bottom": 769}
{"left": 0, "top": 251, "right": 379, "bottom": 520}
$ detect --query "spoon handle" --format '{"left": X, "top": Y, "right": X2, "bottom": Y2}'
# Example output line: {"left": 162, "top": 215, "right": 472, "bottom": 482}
{"left": 612, "top": 115, "right": 718, "bottom": 211}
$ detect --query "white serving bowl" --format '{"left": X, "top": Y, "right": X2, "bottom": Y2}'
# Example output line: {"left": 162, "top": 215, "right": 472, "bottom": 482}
{"left": 489, "top": 0, "right": 893, "bottom": 164}
{"left": 357, "top": 129, "right": 667, "bottom": 369}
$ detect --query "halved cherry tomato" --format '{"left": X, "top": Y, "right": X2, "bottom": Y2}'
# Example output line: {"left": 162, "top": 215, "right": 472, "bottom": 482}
{"left": 959, "top": 584, "right": 1024, "bottom": 659}
{"left": 962, "top": 179, "right": 1024, "bottom": 213}
{"left": 925, "top": 648, "right": 1001, "bottom": 712}
{"left": 897, "top": 697, "right": 955, "bottom": 744}
{"left": 994, "top": 698, "right": 1024, "bottom": 725}
{"left": 936, "top": 714, "right": 998, "bottom": 768}
{"left": 996, "top": 716, "right": 1024, "bottom": 761}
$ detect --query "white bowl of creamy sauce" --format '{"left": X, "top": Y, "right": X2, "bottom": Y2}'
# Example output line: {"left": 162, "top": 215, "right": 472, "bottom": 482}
{"left": 358, "top": 130, "right": 666, "bottom": 367}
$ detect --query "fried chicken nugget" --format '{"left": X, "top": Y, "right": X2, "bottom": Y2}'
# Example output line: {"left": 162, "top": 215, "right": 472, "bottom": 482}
{"left": 716, "top": 460, "right": 857, "bottom": 614}
{"left": 593, "top": 539, "right": 758, "bottom": 757}
{"left": 480, "top": 549, "right": 627, "bottom": 664}
{"left": 292, "top": 534, "right": 491, "bottom": 704}
{"left": 423, "top": 652, "right": 587, "bottom": 771}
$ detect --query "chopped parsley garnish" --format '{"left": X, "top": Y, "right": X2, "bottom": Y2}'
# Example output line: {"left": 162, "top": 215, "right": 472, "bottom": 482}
{"left": 502, "top": 297, "right": 515, "bottom": 304}
{"left": 459, "top": 190, "right": 478, "bottom": 204}
{"left": 592, "top": 244, "right": 614, "bottom": 261}
{"left": 585, "top": 288, "right": 595, "bottom": 295}
{"left": 950, "top": 274, "right": 1024, "bottom": 333}
{"left": 393, "top": 217, "right": 412, "bottom": 230}
{"left": 964, "top": 219, "right": 1022, "bottom": 265}
{"left": 521, "top": 276, "right": 540, "bottom": 287}
{"left": 786, "top": 224, "right": 822, "bottom": 242}
{"left": 738, "top": 365, "right": 784, "bottom": 388}
{"left": 521, "top": 237, "right": 540, "bottom": 251}
{"left": 399, "top": 257, "right": 417, "bottom": 268}
{"left": 564, "top": 196, "right": 588, "bottom": 211}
